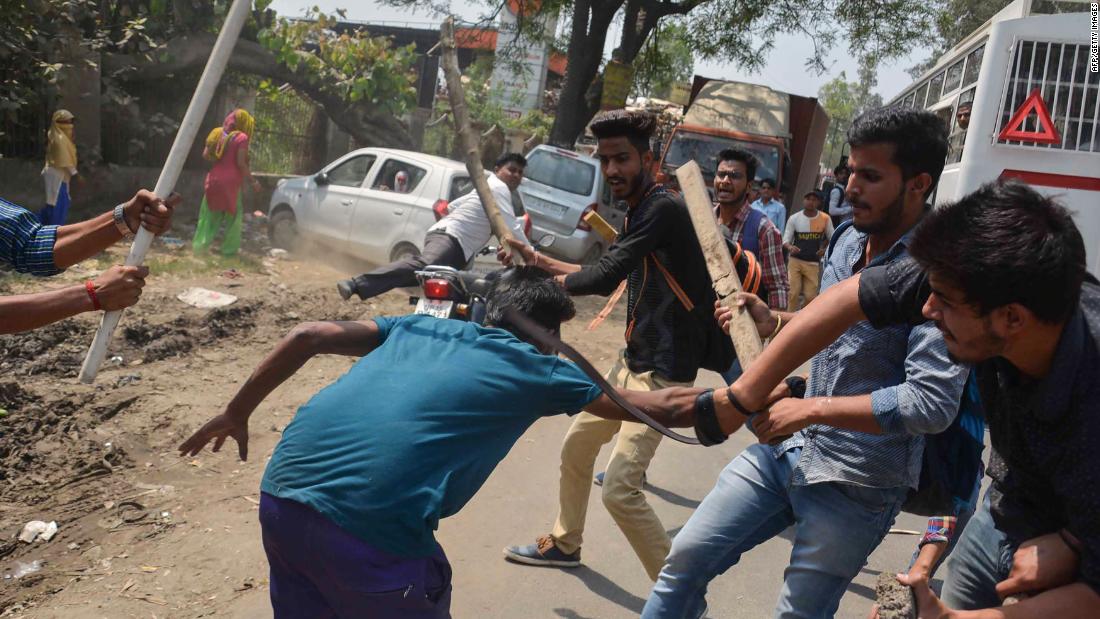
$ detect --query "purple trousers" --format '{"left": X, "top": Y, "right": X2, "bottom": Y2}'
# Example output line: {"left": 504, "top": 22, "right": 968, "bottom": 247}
{"left": 259, "top": 493, "right": 452, "bottom": 618}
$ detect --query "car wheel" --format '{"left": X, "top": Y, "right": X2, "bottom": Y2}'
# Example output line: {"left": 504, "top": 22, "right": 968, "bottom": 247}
{"left": 581, "top": 244, "right": 603, "bottom": 265}
{"left": 269, "top": 208, "right": 299, "bottom": 250}
{"left": 390, "top": 242, "right": 419, "bottom": 263}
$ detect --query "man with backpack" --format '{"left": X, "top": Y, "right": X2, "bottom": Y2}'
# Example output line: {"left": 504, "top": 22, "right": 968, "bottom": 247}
{"left": 642, "top": 107, "right": 969, "bottom": 618}
{"left": 499, "top": 110, "right": 734, "bottom": 582}
{"left": 829, "top": 164, "right": 854, "bottom": 228}
{"left": 714, "top": 148, "right": 788, "bottom": 311}
{"left": 720, "top": 179, "right": 1100, "bottom": 617}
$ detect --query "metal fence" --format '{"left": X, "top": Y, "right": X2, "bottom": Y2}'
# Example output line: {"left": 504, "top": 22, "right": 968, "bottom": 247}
{"left": 250, "top": 90, "right": 321, "bottom": 175}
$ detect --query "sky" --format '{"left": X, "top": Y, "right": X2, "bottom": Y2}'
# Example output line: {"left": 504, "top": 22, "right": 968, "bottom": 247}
{"left": 271, "top": 0, "right": 930, "bottom": 102}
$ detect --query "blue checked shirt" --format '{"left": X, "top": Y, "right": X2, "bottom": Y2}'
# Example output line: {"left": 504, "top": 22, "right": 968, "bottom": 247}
{"left": 775, "top": 223, "right": 968, "bottom": 490}
{"left": 1, "top": 198, "right": 60, "bottom": 276}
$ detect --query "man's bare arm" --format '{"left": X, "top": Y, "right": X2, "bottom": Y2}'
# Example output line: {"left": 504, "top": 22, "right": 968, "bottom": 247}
{"left": 52, "top": 190, "right": 177, "bottom": 268}
{"left": 179, "top": 320, "right": 382, "bottom": 460}
{"left": 585, "top": 387, "right": 750, "bottom": 436}
{"left": 722, "top": 275, "right": 866, "bottom": 433}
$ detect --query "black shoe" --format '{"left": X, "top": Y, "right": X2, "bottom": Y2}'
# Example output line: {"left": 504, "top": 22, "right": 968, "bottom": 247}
{"left": 336, "top": 279, "right": 356, "bottom": 301}
{"left": 503, "top": 535, "right": 581, "bottom": 568}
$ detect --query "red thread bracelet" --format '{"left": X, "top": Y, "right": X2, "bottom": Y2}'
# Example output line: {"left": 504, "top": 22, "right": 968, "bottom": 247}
{"left": 85, "top": 280, "right": 102, "bottom": 311}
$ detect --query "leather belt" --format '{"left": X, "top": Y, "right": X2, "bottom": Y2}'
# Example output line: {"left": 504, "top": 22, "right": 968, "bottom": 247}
{"left": 503, "top": 307, "right": 700, "bottom": 445}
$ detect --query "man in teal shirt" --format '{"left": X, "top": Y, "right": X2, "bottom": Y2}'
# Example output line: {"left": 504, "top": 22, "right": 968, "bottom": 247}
{"left": 180, "top": 267, "right": 748, "bottom": 618}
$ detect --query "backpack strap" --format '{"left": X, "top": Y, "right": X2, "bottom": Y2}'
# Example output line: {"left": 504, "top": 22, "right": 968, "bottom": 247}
{"left": 740, "top": 207, "right": 764, "bottom": 256}
{"left": 826, "top": 219, "right": 855, "bottom": 262}
{"left": 650, "top": 254, "right": 695, "bottom": 312}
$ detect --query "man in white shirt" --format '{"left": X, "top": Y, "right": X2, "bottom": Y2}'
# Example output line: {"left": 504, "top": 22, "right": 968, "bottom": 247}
{"left": 782, "top": 190, "right": 833, "bottom": 310}
{"left": 337, "top": 153, "right": 531, "bottom": 301}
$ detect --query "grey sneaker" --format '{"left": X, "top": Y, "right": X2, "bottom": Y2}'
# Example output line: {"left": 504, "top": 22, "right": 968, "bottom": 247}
{"left": 503, "top": 535, "right": 581, "bottom": 568}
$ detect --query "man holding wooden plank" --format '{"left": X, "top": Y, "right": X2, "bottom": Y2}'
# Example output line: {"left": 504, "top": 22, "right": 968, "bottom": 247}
{"left": 642, "top": 107, "right": 968, "bottom": 618}
{"left": 502, "top": 110, "right": 734, "bottom": 581}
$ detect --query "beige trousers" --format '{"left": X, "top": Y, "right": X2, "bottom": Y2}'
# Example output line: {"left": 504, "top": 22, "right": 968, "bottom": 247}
{"left": 788, "top": 257, "right": 822, "bottom": 311}
{"left": 549, "top": 349, "right": 691, "bottom": 581}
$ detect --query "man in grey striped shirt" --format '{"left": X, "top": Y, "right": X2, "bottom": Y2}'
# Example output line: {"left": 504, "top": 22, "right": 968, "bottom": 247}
{"left": 643, "top": 107, "right": 968, "bottom": 619}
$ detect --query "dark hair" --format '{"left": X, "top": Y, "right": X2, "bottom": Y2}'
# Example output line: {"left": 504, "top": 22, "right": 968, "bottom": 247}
{"left": 484, "top": 266, "right": 576, "bottom": 339}
{"left": 804, "top": 191, "right": 822, "bottom": 201}
{"left": 589, "top": 110, "right": 656, "bottom": 154}
{"left": 910, "top": 180, "right": 1086, "bottom": 323}
{"left": 760, "top": 178, "right": 776, "bottom": 189}
{"left": 495, "top": 152, "right": 527, "bottom": 169}
{"left": 956, "top": 101, "right": 973, "bottom": 111}
{"left": 847, "top": 106, "right": 948, "bottom": 200}
{"left": 833, "top": 164, "right": 850, "bottom": 176}
{"left": 715, "top": 148, "right": 758, "bottom": 181}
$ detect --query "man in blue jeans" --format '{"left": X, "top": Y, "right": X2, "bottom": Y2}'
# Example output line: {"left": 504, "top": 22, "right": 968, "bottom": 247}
{"left": 719, "top": 180, "right": 1100, "bottom": 617}
{"left": 642, "top": 107, "right": 968, "bottom": 619}
{"left": 178, "top": 267, "right": 749, "bottom": 618}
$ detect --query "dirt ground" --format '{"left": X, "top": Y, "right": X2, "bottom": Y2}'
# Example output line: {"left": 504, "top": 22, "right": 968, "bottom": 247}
{"left": 0, "top": 224, "right": 643, "bottom": 618}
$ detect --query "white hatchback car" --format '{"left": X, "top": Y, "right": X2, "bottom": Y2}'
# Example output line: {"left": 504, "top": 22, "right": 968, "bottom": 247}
{"left": 268, "top": 148, "right": 477, "bottom": 266}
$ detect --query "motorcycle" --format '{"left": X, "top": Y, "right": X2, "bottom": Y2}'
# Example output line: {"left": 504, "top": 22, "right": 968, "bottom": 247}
{"left": 411, "top": 234, "right": 555, "bottom": 324}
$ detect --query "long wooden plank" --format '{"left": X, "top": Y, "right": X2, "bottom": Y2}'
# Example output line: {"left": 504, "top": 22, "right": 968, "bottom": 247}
{"left": 438, "top": 18, "right": 523, "bottom": 263}
{"left": 79, "top": 0, "right": 253, "bottom": 383}
{"left": 676, "top": 161, "right": 764, "bottom": 367}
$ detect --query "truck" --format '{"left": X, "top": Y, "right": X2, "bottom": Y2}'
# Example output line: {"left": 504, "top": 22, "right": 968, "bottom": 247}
{"left": 885, "top": 0, "right": 1099, "bottom": 274}
{"left": 654, "top": 77, "right": 830, "bottom": 212}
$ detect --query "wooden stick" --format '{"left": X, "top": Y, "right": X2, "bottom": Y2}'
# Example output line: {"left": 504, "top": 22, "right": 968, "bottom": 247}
{"left": 676, "top": 161, "right": 764, "bottom": 367}
{"left": 78, "top": 0, "right": 253, "bottom": 383}
{"left": 438, "top": 17, "right": 523, "bottom": 263}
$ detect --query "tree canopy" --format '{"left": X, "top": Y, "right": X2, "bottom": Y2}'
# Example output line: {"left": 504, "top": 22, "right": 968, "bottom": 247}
{"left": 0, "top": 1, "right": 421, "bottom": 154}
{"left": 631, "top": 21, "right": 694, "bottom": 100}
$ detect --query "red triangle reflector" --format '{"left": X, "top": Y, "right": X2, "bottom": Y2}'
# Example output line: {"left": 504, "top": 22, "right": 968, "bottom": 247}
{"left": 997, "top": 89, "right": 1062, "bottom": 145}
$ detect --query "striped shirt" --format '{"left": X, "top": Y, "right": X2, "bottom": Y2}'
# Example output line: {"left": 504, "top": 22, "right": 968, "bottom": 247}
{"left": 774, "top": 223, "right": 968, "bottom": 490}
{"left": 1, "top": 198, "right": 60, "bottom": 276}
{"left": 718, "top": 202, "right": 789, "bottom": 309}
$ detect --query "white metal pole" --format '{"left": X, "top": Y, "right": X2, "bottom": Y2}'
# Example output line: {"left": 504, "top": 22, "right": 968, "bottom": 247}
{"left": 78, "top": 0, "right": 253, "bottom": 383}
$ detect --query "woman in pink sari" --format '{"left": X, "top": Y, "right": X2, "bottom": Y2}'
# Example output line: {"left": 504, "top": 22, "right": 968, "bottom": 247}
{"left": 193, "top": 109, "right": 260, "bottom": 256}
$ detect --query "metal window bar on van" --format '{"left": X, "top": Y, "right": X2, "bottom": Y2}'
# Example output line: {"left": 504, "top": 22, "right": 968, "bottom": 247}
{"left": 1048, "top": 42, "right": 1066, "bottom": 150}
{"left": 1062, "top": 44, "right": 1080, "bottom": 149}
{"left": 1074, "top": 47, "right": 1094, "bottom": 150}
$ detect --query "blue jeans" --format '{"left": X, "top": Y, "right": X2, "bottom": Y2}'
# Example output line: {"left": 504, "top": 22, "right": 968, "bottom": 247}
{"left": 259, "top": 493, "right": 452, "bottom": 618}
{"left": 720, "top": 358, "right": 743, "bottom": 385}
{"left": 642, "top": 445, "right": 906, "bottom": 619}
{"left": 941, "top": 492, "right": 1017, "bottom": 610}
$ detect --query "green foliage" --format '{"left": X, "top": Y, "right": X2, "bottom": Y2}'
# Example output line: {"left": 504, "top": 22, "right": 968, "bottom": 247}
{"left": 256, "top": 9, "right": 418, "bottom": 117}
{"left": 909, "top": 0, "right": 1012, "bottom": 77}
{"left": 631, "top": 21, "right": 694, "bottom": 99}
{"left": 818, "top": 64, "right": 884, "bottom": 167}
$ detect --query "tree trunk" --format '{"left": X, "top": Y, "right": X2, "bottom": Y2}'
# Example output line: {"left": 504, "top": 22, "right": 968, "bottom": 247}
{"left": 102, "top": 33, "right": 414, "bottom": 149}
{"left": 547, "top": 0, "right": 624, "bottom": 147}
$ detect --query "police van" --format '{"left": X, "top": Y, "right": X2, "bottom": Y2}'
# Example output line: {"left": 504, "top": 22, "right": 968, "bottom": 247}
{"left": 887, "top": 0, "right": 1099, "bottom": 273}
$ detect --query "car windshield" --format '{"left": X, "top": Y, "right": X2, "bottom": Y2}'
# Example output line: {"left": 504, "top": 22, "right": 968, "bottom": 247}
{"left": 664, "top": 131, "right": 781, "bottom": 183}
{"left": 524, "top": 149, "right": 596, "bottom": 196}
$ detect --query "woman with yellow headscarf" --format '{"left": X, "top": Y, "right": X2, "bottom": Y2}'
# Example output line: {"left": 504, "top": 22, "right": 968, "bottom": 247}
{"left": 193, "top": 108, "right": 261, "bottom": 257}
{"left": 41, "top": 109, "right": 78, "bottom": 225}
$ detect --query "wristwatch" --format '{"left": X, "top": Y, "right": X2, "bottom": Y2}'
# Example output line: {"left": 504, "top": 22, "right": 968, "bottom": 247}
{"left": 113, "top": 203, "right": 135, "bottom": 238}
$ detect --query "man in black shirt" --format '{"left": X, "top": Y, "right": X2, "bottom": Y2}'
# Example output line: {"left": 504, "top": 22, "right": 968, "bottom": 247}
{"left": 502, "top": 110, "right": 731, "bottom": 580}
{"left": 718, "top": 181, "right": 1099, "bottom": 617}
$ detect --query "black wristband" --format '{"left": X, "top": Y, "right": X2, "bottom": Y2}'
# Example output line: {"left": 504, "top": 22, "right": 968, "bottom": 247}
{"left": 694, "top": 389, "right": 727, "bottom": 447}
{"left": 785, "top": 376, "right": 807, "bottom": 399}
{"left": 725, "top": 386, "right": 757, "bottom": 417}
